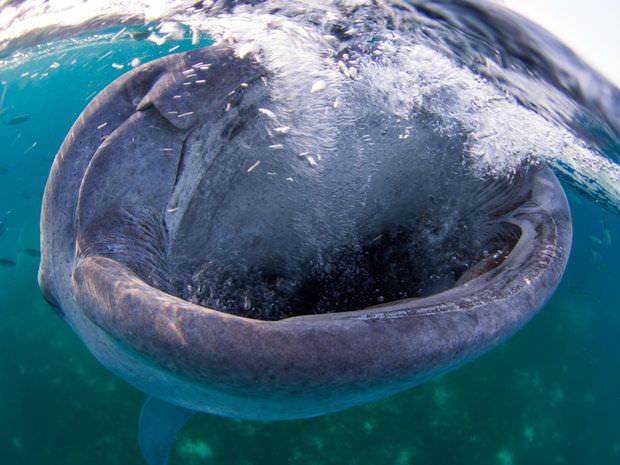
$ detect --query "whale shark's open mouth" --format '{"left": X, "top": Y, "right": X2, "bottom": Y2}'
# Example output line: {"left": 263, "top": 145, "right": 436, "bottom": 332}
{"left": 169, "top": 221, "right": 521, "bottom": 321}
{"left": 62, "top": 46, "right": 539, "bottom": 322}
{"left": 38, "top": 22, "right": 572, "bottom": 431}
{"left": 160, "top": 164, "right": 526, "bottom": 321}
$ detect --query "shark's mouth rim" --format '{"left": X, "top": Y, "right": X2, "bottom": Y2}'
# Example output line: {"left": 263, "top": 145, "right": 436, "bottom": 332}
{"left": 71, "top": 162, "right": 571, "bottom": 326}
{"left": 72, "top": 161, "right": 544, "bottom": 322}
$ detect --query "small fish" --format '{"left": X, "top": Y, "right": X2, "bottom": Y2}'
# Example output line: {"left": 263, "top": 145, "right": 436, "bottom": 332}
{"left": 24, "top": 141, "right": 38, "bottom": 154}
{"left": 247, "top": 160, "right": 261, "bottom": 173}
{"left": 21, "top": 248, "right": 41, "bottom": 258}
{"left": 0, "top": 210, "right": 10, "bottom": 236}
{"left": 0, "top": 81, "right": 7, "bottom": 110}
{"left": 0, "top": 259, "right": 16, "bottom": 268}
{"left": 602, "top": 221, "right": 612, "bottom": 245}
{"left": 8, "top": 114, "right": 30, "bottom": 125}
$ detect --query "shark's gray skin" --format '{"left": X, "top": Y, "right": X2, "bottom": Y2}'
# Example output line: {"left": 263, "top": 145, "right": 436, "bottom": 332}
{"left": 39, "top": 45, "right": 572, "bottom": 465}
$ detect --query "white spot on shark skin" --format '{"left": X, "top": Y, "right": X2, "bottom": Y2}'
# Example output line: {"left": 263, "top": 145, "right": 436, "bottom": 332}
{"left": 97, "top": 122, "right": 108, "bottom": 129}
{"left": 310, "top": 79, "right": 328, "bottom": 93}
{"left": 258, "top": 108, "right": 277, "bottom": 119}
{"left": 269, "top": 144, "right": 284, "bottom": 150}
{"left": 306, "top": 155, "right": 318, "bottom": 167}
{"left": 111, "top": 63, "right": 124, "bottom": 70}
{"left": 247, "top": 160, "right": 261, "bottom": 172}
{"left": 273, "top": 126, "right": 290, "bottom": 134}
{"left": 177, "top": 111, "right": 194, "bottom": 118}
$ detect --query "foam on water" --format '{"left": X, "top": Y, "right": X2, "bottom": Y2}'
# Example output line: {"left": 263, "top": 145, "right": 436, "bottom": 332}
{"left": 0, "top": 0, "right": 619, "bottom": 213}
{"left": 195, "top": 8, "right": 346, "bottom": 157}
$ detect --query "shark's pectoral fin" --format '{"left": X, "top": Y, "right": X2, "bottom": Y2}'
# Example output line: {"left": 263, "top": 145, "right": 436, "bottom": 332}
{"left": 139, "top": 396, "right": 195, "bottom": 465}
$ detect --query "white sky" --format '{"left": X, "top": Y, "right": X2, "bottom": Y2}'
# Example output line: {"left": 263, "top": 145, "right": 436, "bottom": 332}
{"left": 502, "top": 0, "right": 620, "bottom": 87}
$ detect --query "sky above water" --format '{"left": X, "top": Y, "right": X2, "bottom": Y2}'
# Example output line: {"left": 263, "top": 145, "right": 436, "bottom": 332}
{"left": 502, "top": 0, "right": 620, "bottom": 86}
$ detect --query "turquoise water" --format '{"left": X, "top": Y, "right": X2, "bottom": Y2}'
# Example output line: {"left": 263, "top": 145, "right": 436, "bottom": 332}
{"left": 1, "top": 7, "right": 619, "bottom": 465}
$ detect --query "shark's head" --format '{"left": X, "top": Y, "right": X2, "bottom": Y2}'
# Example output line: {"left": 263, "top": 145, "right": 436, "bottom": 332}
{"left": 39, "top": 44, "right": 571, "bottom": 464}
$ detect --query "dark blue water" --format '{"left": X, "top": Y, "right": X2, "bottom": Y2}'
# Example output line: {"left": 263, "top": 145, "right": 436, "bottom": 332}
{"left": 0, "top": 2, "right": 619, "bottom": 464}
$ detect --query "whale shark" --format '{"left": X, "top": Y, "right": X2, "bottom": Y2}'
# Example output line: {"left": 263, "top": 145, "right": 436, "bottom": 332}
{"left": 38, "top": 43, "right": 572, "bottom": 465}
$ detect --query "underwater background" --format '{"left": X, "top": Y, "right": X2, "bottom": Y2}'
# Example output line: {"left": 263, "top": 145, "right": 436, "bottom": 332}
{"left": 0, "top": 1, "right": 619, "bottom": 464}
